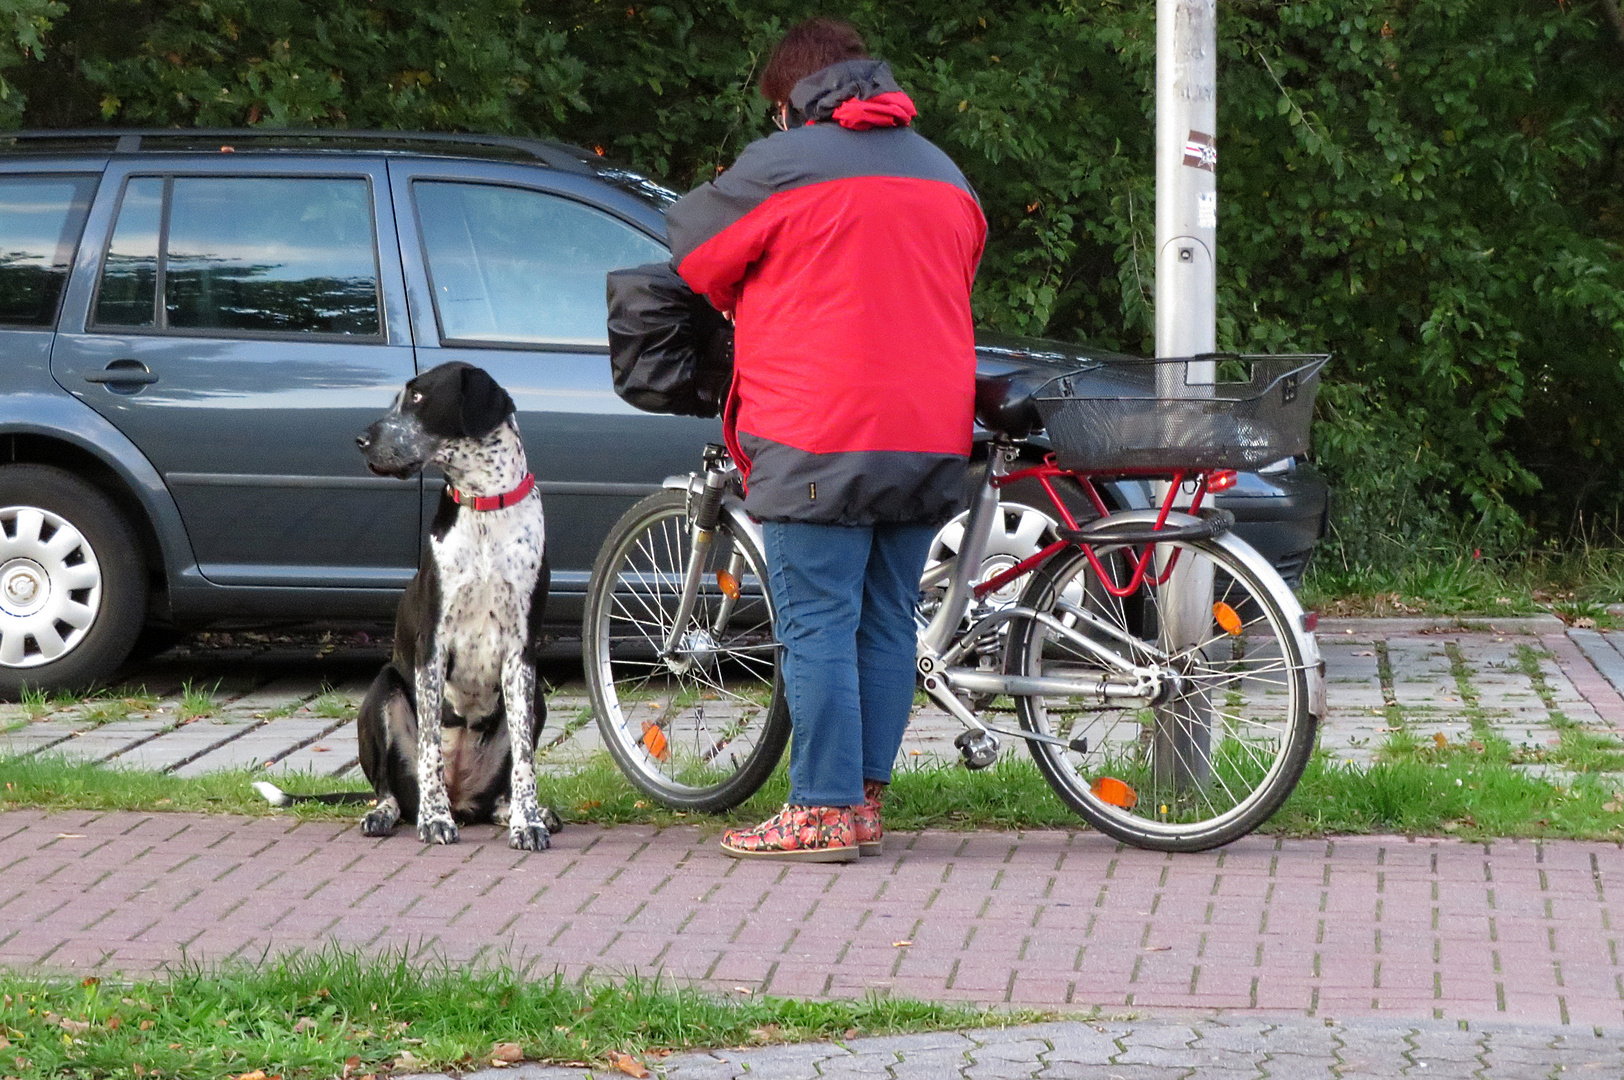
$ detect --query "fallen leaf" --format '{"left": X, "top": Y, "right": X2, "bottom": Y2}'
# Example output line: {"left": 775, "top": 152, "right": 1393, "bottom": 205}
{"left": 490, "top": 1042, "right": 523, "bottom": 1063}
{"left": 291, "top": 1017, "right": 317, "bottom": 1034}
{"left": 1144, "top": 945, "right": 1172, "bottom": 952}
{"left": 393, "top": 1051, "right": 422, "bottom": 1069}
{"left": 106, "top": 1015, "right": 121, "bottom": 1030}
{"left": 1432, "top": 733, "right": 1448, "bottom": 750}
{"left": 606, "top": 1051, "right": 649, "bottom": 1078}
{"left": 81, "top": 977, "right": 99, "bottom": 988}
{"left": 233, "top": 1072, "right": 267, "bottom": 1080}
{"left": 0, "top": 1036, "right": 8, "bottom": 1050}
{"left": 732, "top": 986, "right": 752, "bottom": 995}
{"left": 1603, "top": 798, "right": 1623, "bottom": 814}
{"left": 139, "top": 1019, "right": 154, "bottom": 1031}
{"left": 133, "top": 1065, "right": 145, "bottom": 1077}
{"left": 341, "top": 1055, "right": 361, "bottom": 1077}
{"left": 891, "top": 940, "right": 912, "bottom": 947}
{"left": 1351, "top": 650, "right": 1375, "bottom": 657}
{"left": 58, "top": 1018, "right": 91, "bottom": 1034}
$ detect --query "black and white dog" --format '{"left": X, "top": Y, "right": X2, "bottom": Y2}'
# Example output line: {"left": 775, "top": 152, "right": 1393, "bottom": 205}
{"left": 349, "top": 361, "right": 556, "bottom": 850}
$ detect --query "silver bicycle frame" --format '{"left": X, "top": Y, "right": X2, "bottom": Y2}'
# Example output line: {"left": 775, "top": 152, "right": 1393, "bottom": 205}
{"left": 915, "top": 443, "right": 1169, "bottom": 740}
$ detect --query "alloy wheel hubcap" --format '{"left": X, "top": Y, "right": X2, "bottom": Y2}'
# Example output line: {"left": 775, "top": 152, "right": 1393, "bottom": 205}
{"left": 0, "top": 506, "right": 102, "bottom": 668}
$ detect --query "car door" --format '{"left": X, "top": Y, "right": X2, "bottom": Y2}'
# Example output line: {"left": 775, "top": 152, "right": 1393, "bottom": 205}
{"left": 387, "top": 158, "right": 721, "bottom": 620}
{"left": 50, "top": 156, "right": 421, "bottom": 588}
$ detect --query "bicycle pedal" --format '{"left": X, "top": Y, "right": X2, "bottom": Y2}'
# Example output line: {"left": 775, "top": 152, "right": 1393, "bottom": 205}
{"left": 954, "top": 729, "right": 1000, "bottom": 770}
{"left": 1068, "top": 736, "right": 1089, "bottom": 754}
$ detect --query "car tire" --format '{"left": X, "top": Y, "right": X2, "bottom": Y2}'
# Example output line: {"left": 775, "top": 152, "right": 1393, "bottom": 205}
{"left": 0, "top": 465, "right": 146, "bottom": 698}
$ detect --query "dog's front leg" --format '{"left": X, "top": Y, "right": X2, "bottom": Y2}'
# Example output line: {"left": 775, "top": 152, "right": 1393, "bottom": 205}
{"left": 415, "top": 646, "right": 459, "bottom": 845}
{"left": 502, "top": 654, "right": 550, "bottom": 851}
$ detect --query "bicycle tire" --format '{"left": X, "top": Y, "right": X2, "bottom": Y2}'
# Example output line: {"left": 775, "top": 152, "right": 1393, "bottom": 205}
{"left": 1005, "top": 524, "right": 1316, "bottom": 851}
{"left": 583, "top": 489, "right": 791, "bottom": 812}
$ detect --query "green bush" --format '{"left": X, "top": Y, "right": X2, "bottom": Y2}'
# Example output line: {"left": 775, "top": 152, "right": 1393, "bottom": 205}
{"left": 3, "top": 1, "right": 1621, "bottom": 567}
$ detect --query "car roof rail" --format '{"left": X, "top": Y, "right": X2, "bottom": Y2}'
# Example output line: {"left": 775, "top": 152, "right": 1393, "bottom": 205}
{"left": 0, "top": 128, "right": 602, "bottom": 174}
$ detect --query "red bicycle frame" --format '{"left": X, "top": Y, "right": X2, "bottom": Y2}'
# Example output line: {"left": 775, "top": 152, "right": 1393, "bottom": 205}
{"left": 971, "top": 456, "right": 1236, "bottom": 601}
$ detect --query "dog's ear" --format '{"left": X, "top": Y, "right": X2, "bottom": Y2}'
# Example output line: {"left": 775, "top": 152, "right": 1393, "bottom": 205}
{"left": 411, "top": 362, "right": 513, "bottom": 439}
{"left": 457, "top": 364, "right": 515, "bottom": 439}
{"left": 411, "top": 362, "right": 469, "bottom": 438}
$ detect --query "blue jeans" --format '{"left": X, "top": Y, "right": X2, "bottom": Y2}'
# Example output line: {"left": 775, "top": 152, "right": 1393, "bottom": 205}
{"left": 760, "top": 520, "right": 936, "bottom": 807}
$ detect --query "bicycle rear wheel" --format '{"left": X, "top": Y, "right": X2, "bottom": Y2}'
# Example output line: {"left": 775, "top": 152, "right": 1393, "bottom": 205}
{"left": 1005, "top": 527, "right": 1316, "bottom": 851}
{"left": 583, "top": 489, "right": 790, "bottom": 812}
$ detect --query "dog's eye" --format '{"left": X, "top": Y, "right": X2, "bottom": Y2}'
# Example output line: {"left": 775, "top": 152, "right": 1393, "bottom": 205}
{"left": 411, "top": 391, "right": 424, "bottom": 404}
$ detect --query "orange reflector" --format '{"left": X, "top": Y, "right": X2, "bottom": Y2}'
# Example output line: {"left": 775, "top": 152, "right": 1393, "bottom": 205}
{"left": 1214, "top": 601, "right": 1243, "bottom": 635}
{"left": 1207, "top": 469, "right": 1238, "bottom": 492}
{"left": 1091, "top": 776, "right": 1138, "bottom": 809}
{"left": 715, "top": 569, "right": 741, "bottom": 600}
{"left": 641, "top": 721, "right": 669, "bottom": 761}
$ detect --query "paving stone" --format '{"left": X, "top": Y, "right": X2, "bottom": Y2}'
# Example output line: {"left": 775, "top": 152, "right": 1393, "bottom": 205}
{"left": 109, "top": 716, "right": 263, "bottom": 771}
{"left": 270, "top": 720, "right": 358, "bottom": 776}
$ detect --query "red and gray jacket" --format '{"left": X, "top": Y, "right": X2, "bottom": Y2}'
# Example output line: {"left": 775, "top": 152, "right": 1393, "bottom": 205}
{"left": 666, "top": 58, "right": 987, "bottom": 526}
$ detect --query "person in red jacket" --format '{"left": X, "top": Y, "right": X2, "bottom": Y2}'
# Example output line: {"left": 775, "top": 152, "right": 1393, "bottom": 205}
{"left": 667, "top": 18, "right": 986, "bottom": 861}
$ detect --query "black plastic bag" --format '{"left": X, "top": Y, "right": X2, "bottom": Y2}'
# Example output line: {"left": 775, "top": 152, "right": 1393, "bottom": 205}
{"left": 606, "top": 262, "right": 733, "bottom": 418}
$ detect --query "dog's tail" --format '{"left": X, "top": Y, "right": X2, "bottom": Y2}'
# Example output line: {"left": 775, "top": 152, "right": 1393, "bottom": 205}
{"left": 252, "top": 780, "right": 374, "bottom": 808}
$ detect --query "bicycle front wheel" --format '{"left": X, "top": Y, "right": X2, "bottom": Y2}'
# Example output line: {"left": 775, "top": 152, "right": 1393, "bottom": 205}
{"left": 583, "top": 489, "right": 790, "bottom": 812}
{"left": 1006, "top": 528, "right": 1316, "bottom": 851}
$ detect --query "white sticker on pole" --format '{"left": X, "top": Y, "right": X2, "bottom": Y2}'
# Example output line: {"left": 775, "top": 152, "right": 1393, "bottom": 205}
{"left": 1198, "top": 191, "right": 1217, "bottom": 228}
{"left": 1182, "top": 130, "right": 1216, "bottom": 172}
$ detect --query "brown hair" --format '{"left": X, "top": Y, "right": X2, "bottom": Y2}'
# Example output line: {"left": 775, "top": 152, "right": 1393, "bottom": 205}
{"left": 759, "top": 17, "right": 868, "bottom": 107}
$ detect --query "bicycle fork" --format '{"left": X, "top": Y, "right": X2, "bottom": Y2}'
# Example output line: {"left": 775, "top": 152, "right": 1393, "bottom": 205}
{"left": 661, "top": 446, "right": 734, "bottom": 672}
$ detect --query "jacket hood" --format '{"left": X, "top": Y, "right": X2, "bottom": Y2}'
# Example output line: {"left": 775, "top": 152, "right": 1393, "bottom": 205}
{"left": 788, "top": 58, "right": 918, "bottom": 130}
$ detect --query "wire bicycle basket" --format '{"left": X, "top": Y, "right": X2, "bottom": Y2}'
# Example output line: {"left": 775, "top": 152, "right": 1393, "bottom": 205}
{"left": 1035, "top": 353, "right": 1330, "bottom": 472}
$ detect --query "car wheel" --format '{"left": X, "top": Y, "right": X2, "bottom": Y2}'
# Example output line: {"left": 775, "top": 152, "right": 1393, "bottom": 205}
{"left": 0, "top": 465, "right": 145, "bottom": 698}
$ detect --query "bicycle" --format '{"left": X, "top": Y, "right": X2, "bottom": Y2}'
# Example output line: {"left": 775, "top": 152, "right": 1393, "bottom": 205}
{"left": 582, "top": 354, "right": 1329, "bottom": 851}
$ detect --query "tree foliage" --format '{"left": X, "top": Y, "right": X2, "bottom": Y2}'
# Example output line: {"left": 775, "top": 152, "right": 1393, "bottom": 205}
{"left": 3, "top": 1, "right": 1622, "bottom": 563}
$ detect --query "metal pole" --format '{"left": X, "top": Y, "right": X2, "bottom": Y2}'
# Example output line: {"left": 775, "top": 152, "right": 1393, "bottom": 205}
{"left": 1153, "top": 0, "right": 1217, "bottom": 792}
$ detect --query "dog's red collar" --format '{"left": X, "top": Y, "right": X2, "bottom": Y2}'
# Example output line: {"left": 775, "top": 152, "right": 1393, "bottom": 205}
{"left": 448, "top": 473, "right": 535, "bottom": 512}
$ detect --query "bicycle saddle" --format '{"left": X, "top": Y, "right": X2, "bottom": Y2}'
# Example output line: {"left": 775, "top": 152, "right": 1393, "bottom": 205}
{"left": 974, "top": 371, "right": 1050, "bottom": 440}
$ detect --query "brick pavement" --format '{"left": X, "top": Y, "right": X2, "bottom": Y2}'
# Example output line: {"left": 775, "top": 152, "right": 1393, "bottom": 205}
{"left": 3, "top": 811, "right": 1624, "bottom": 1029}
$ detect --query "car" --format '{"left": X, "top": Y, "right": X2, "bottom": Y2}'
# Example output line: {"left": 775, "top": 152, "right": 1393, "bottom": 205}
{"left": 0, "top": 128, "right": 1327, "bottom": 693}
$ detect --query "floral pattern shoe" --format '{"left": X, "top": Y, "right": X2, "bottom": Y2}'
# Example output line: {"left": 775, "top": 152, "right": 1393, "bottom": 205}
{"left": 854, "top": 788, "right": 884, "bottom": 857}
{"left": 720, "top": 805, "right": 858, "bottom": 862}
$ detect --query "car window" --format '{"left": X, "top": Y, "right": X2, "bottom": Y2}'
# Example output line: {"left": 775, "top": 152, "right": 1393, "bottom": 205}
{"left": 93, "top": 175, "right": 382, "bottom": 337}
{"left": 0, "top": 174, "right": 97, "bottom": 329}
{"left": 413, "top": 181, "right": 666, "bottom": 347}
{"left": 94, "top": 177, "right": 163, "bottom": 327}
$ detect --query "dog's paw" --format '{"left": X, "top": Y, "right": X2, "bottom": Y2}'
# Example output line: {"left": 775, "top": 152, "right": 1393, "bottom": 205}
{"left": 418, "top": 815, "right": 460, "bottom": 845}
{"left": 509, "top": 822, "right": 551, "bottom": 851}
{"left": 360, "top": 807, "right": 398, "bottom": 837}
{"left": 540, "top": 806, "right": 563, "bottom": 833}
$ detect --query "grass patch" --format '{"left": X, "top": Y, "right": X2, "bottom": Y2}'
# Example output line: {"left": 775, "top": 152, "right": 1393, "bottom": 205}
{"left": 309, "top": 688, "right": 356, "bottom": 720}
{"left": 1270, "top": 753, "right": 1624, "bottom": 839}
{"left": 178, "top": 680, "right": 221, "bottom": 722}
{"left": 0, "top": 757, "right": 362, "bottom": 819}
{"left": 0, "top": 949, "right": 1019, "bottom": 1080}
{"left": 1303, "top": 546, "right": 1624, "bottom": 624}
{"left": 5, "top": 749, "right": 1623, "bottom": 841}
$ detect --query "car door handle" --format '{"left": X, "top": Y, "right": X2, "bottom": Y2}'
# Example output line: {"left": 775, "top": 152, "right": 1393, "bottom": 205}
{"left": 84, "top": 361, "right": 158, "bottom": 386}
